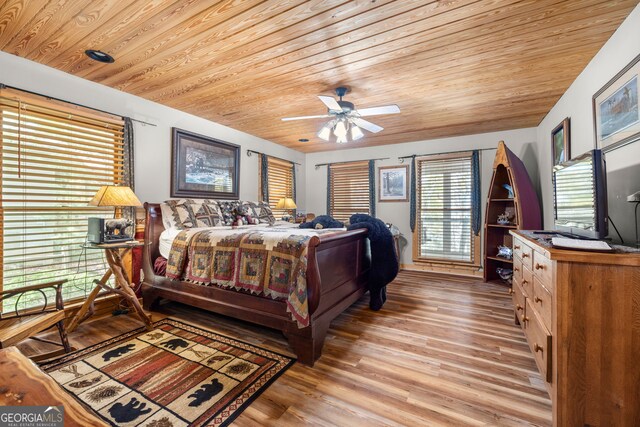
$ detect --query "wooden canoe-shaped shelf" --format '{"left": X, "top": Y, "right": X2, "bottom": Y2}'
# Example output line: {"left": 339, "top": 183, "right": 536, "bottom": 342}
{"left": 484, "top": 141, "right": 541, "bottom": 283}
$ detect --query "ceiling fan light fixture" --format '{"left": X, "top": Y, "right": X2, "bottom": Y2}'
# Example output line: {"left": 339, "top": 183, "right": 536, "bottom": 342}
{"left": 317, "top": 123, "right": 332, "bottom": 141}
{"left": 334, "top": 120, "right": 348, "bottom": 138}
{"left": 282, "top": 86, "right": 400, "bottom": 144}
{"left": 351, "top": 124, "right": 364, "bottom": 141}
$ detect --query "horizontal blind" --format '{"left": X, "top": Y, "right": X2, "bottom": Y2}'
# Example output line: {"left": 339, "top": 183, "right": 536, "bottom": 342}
{"left": 417, "top": 154, "right": 473, "bottom": 262}
{"left": 554, "top": 157, "right": 596, "bottom": 229}
{"left": 264, "top": 157, "right": 294, "bottom": 219}
{"left": 329, "top": 161, "right": 370, "bottom": 222}
{"left": 1, "top": 89, "right": 124, "bottom": 311}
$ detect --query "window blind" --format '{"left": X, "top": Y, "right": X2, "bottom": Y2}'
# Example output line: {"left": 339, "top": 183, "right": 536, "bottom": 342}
{"left": 416, "top": 154, "right": 474, "bottom": 263}
{"left": 329, "top": 161, "right": 370, "bottom": 222}
{"left": 554, "top": 157, "right": 596, "bottom": 229}
{"left": 264, "top": 157, "right": 294, "bottom": 219}
{"left": 0, "top": 88, "right": 125, "bottom": 310}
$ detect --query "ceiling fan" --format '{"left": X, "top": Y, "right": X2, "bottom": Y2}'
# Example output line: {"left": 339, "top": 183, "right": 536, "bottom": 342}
{"left": 281, "top": 87, "right": 400, "bottom": 143}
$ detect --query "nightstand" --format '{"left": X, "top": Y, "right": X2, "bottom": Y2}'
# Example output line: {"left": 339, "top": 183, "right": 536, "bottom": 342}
{"left": 66, "top": 242, "right": 153, "bottom": 333}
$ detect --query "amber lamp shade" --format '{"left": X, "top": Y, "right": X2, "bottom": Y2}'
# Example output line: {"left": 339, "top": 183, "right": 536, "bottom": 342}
{"left": 89, "top": 185, "right": 142, "bottom": 207}
{"left": 275, "top": 197, "right": 297, "bottom": 210}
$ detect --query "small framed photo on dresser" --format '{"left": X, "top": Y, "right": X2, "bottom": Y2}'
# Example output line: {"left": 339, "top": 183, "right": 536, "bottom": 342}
{"left": 593, "top": 53, "right": 640, "bottom": 152}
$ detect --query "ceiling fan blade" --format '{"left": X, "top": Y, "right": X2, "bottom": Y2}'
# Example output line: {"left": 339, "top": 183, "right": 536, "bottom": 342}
{"left": 281, "top": 114, "right": 331, "bottom": 121}
{"left": 351, "top": 117, "right": 383, "bottom": 133}
{"left": 355, "top": 104, "right": 400, "bottom": 116}
{"left": 318, "top": 95, "right": 343, "bottom": 111}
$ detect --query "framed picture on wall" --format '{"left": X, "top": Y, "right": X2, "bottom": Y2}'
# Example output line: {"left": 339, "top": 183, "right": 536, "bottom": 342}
{"left": 378, "top": 165, "right": 409, "bottom": 202}
{"left": 593, "top": 52, "right": 640, "bottom": 152}
{"left": 551, "top": 117, "right": 570, "bottom": 166}
{"left": 171, "top": 128, "right": 240, "bottom": 199}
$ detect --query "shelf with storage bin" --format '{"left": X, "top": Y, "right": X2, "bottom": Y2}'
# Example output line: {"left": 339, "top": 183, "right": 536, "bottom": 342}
{"left": 483, "top": 141, "right": 541, "bottom": 283}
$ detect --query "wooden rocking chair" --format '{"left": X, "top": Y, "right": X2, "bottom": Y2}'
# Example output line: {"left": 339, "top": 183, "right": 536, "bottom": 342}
{"left": 0, "top": 279, "right": 73, "bottom": 362}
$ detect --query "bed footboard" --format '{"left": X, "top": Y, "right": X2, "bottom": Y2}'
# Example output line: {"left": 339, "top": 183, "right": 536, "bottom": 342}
{"left": 284, "top": 229, "right": 370, "bottom": 364}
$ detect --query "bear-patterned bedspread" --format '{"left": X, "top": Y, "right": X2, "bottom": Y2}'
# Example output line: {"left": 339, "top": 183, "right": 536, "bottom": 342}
{"left": 165, "top": 226, "right": 343, "bottom": 327}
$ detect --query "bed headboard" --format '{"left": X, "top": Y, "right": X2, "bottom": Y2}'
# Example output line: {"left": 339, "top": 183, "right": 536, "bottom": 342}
{"left": 143, "top": 202, "right": 165, "bottom": 264}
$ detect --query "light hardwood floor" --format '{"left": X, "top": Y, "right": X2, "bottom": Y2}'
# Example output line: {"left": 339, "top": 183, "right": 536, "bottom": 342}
{"left": 20, "top": 270, "right": 552, "bottom": 426}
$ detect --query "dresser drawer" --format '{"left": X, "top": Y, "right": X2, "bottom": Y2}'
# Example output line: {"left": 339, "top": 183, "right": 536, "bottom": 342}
{"left": 513, "top": 257, "right": 523, "bottom": 284}
{"left": 533, "top": 250, "right": 553, "bottom": 293}
{"left": 521, "top": 264, "right": 533, "bottom": 297}
{"left": 512, "top": 280, "right": 526, "bottom": 327}
{"left": 525, "top": 300, "right": 552, "bottom": 383}
{"left": 532, "top": 277, "right": 552, "bottom": 331}
{"left": 513, "top": 238, "right": 533, "bottom": 270}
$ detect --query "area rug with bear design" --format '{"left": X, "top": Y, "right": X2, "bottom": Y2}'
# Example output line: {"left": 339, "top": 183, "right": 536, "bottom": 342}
{"left": 41, "top": 318, "right": 295, "bottom": 427}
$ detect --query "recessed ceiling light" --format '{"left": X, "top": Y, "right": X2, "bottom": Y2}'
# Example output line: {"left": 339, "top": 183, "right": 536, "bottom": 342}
{"left": 298, "top": 138, "right": 309, "bottom": 142}
{"left": 85, "top": 49, "right": 115, "bottom": 63}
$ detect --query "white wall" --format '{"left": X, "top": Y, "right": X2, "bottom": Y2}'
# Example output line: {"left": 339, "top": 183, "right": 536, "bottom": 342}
{"left": 305, "top": 128, "right": 539, "bottom": 265}
{"left": 537, "top": 5, "right": 640, "bottom": 244}
{"left": 0, "top": 52, "right": 306, "bottom": 209}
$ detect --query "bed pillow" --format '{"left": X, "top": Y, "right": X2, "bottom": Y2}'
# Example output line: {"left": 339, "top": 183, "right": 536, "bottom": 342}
{"left": 249, "top": 201, "right": 276, "bottom": 225}
{"left": 162, "top": 199, "right": 197, "bottom": 229}
{"left": 192, "top": 201, "right": 223, "bottom": 227}
{"left": 160, "top": 203, "right": 176, "bottom": 230}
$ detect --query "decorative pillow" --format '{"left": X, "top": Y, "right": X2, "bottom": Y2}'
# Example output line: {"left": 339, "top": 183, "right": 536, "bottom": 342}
{"left": 162, "top": 199, "right": 197, "bottom": 229}
{"left": 217, "top": 200, "right": 242, "bottom": 226}
{"left": 249, "top": 201, "right": 276, "bottom": 225}
{"left": 193, "top": 201, "right": 223, "bottom": 227}
{"left": 160, "top": 203, "right": 177, "bottom": 230}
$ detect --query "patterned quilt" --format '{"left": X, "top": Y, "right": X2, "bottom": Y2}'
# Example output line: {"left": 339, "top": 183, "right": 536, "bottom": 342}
{"left": 165, "top": 226, "right": 343, "bottom": 327}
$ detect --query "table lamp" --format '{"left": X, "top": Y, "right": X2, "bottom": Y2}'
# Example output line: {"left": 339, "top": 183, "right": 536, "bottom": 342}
{"left": 90, "top": 185, "right": 142, "bottom": 214}
{"left": 88, "top": 185, "right": 142, "bottom": 242}
{"left": 275, "top": 197, "right": 297, "bottom": 221}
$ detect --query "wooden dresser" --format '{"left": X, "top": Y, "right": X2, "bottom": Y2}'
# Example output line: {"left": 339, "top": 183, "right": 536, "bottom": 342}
{"left": 509, "top": 231, "right": 640, "bottom": 426}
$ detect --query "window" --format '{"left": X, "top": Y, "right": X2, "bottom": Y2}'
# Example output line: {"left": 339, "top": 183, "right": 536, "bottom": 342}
{"left": 0, "top": 88, "right": 125, "bottom": 310}
{"left": 329, "top": 161, "right": 370, "bottom": 222}
{"left": 415, "top": 153, "right": 476, "bottom": 263}
{"left": 262, "top": 156, "right": 294, "bottom": 219}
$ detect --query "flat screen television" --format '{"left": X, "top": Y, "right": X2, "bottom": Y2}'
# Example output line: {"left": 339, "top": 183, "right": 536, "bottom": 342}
{"left": 553, "top": 149, "right": 608, "bottom": 239}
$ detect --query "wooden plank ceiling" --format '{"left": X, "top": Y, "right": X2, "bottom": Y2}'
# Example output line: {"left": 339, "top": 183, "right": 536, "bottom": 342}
{"left": 0, "top": 0, "right": 637, "bottom": 152}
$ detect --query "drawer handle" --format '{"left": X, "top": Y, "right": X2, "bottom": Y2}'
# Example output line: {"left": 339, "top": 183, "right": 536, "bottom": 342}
{"left": 521, "top": 315, "right": 528, "bottom": 324}
{"left": 534, "top": 343, "right": 543, "bottom": 353}
{"left": 516, "top": 304, "right": 523, "bottom": 311}
{"left": 508, "top": 288, "right": 514, "bottom": 295}
{"left": 534, "top": 296, "right": 542, "bottom": 303}
{"left": 535, "top": 263, "right": 544, "bottom": 270}
{"left": 514, "top": 267, "right": 519, "bottom": 272}
{"left": 522, "top": 279, "right": 528, "bottom": 285}
{"left": 514, "top": 245, "right": 521, "bottom": 250}
{"left": 522, "top": 253, "right": 529, "bottom": 258}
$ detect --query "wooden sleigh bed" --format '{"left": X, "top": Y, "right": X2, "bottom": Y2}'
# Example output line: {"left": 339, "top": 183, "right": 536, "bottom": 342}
{"left": 141, "top": 203, "right": 370, "bottom": 366}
